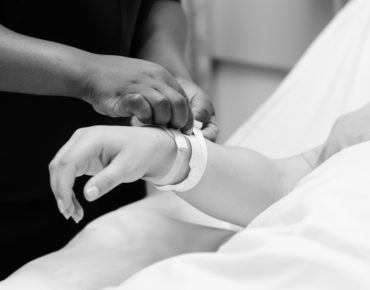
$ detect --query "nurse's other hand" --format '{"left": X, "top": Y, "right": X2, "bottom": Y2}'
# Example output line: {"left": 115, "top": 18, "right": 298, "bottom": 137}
{"left": 176, "top": 78, "right": 219, "bottom": 141}
{"left": 82, "top": 55, "right": 193, "bottom": 132}
{"left": 48, "top": 126, "right": 176, "bottom": 222}
{"left": 321, "top": 103, "right": 370, "bottom": 162}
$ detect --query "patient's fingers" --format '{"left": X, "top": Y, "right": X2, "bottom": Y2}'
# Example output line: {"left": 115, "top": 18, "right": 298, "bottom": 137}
{"left": 51, "top": 128, "right": 86, "bottom": 164}
{"left": 83, "top": 160, "right": 124, "bottom": 202}
{"left": 49, "top": 131, "right": 101, "bottom": 221}
{"left": 49, "top": 129, "right": 87, "bottom": 219}
{"left": 72, "top": 194, "right": 84, "bottom": 223}
{"left": 50, "top": 161, "right": 77, "bottom": 219}
{"left": 83, "top": 150, "right": 148, "bottom": 202}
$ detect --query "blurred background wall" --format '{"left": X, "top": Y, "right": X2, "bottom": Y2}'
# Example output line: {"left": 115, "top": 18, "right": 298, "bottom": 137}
{"left": 183, "top": 0, "right": 350, "bottom": 142}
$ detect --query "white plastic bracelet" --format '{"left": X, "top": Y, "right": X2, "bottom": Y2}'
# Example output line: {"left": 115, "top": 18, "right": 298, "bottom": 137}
{"left": 153, "top": 128, "right": 189, "bottom": 186}
{"left": 155, "top": 127, "right": 208, "bottom": 192}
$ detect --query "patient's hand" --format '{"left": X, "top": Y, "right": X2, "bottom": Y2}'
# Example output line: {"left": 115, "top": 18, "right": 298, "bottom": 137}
{"left": 321, "top": 103, "right": 370, "bottom": 163}
{"left": 49, "top": 126, "right": 177, "bottom": 222}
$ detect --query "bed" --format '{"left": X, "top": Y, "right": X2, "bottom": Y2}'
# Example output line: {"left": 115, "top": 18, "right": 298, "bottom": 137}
{"left": 2, "top": 0, "right": 370, "bottom": 289}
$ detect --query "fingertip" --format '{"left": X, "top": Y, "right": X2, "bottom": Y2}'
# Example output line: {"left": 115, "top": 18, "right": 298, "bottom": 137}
{"left": 182, "top": 115, "right": 194, "bottom": 134}
{"left": 71, "top": 195, "right": 84, "bottom": 223}
{"left": 55, "top": 194, "right": 74, "bottom": 219}
{"left": 137, "top": 115, "right": 153, "bottom": 125}
{"left": 84, "top": 186, "right": 100, "bottom": 202}
{"left": 202, "top": 129, "right": 217, "bottom": 142}
{"left": 56, "top": 198, "right": 65, "bottom": 214}
{"left": 71, "top": 213, "right": 81, "bottom": 224}
{"left": 63, "top": 203, "right": 75, "bottom": 220}
{"left": 127, "top": 94, "right": 153, "bottom": 124}
{"left": 187, "top": 101, "right": 194, "bottom": 129}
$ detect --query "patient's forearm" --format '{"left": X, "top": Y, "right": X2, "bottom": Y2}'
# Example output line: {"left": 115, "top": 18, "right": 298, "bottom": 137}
{"left": 175, "top": 142, "right": 323, "bottom": 227}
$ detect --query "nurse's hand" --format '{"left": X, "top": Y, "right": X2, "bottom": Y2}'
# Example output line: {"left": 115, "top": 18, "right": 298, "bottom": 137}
{"left": 82, "top": 55, "right": 193, "bottom": 132}
{"left": 321, "top": 103, "right": 370, "bottom": 162}
{"left": 176, "top": 78, "right": 219, "bottom": 141}
{"left": 49, "top": 126, "right": 176, "bottom": 223}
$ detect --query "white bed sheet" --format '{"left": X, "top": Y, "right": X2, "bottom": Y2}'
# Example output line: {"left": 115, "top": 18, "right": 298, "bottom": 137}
{"left": 114, "top": 141, "right": 370, "bottom": 290}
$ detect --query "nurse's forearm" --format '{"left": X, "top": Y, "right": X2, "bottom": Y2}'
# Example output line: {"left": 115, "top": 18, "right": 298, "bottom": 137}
{"left": 174, "top": 142, "right": 324, "bottom": 227}
{"left": 135, "top": 1, "right": 190, "bottom": 79}
{"left": 0, "top": 24, "right": 90, "bottom": 97}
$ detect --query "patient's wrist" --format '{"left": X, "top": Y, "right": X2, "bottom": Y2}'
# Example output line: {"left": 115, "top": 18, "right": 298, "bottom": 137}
{"left": 144, "top": 128, "right": 191, "bottom": 184}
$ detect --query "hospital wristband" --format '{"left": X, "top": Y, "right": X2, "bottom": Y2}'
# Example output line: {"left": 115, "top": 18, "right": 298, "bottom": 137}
{"left": 155, "top": 127, "right": 208, "bottom": 192}
{"left": 153, "top": 128, "right": 190, "bottom": 186}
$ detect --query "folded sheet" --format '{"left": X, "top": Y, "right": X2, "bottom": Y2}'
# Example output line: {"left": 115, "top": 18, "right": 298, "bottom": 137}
{"left": 112, "top": 141, "right": 370, "bottom": 290}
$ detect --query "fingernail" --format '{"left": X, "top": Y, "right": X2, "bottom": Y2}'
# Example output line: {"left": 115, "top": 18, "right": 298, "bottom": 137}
{"left": 71, "top": 212, "right": 82, "bottom": 224}
{"left": 57, "top": 198, "right": 65, "bottom": 213}
{"left": 63, "top": 209, "right": 73, "bottom": 220}
{"left": 86, "top": 186, "right": 100, "bottom": 201}
{"left": 63, "top": 204, "right": 75, "bottom": 220}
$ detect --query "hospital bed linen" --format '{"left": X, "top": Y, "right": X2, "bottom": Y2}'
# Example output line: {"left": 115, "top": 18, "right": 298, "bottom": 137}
{"left": 112, "top": 140, "right": 370, "bottom": 290}
{"left": 3, "top": 0, "right": 370, "bottom": 288}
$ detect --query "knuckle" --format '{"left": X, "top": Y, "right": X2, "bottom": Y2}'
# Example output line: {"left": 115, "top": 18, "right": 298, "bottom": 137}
{"left": 154, "top": 97, "right": 170, "bottom": 110}
{"left": 92, "top": 103, "right": 109, "bottom": 116}
{"left": 195, "top": 108, "right": 211, "bottom": 122}
{"left": 75, "top": 127, "right": 86, "bottom": 135}
{"left": 148, "top": 64, "right": 168, "bottom": 79}
{"left": 49, "top": 158, "right": 69, "bottom": 171}
{"left": 173, "top": 96, "right": 187, "bottom": 110}
{"left": 128, "top": 94, "right": 144, "bottom": 107}
{"left": 135, "top": 73, "right": 151, "bottom": 85}
{"left": 150, "top": 63, "right": 164, "bottom": 73}
{"left": 71, "top": 127, "right": 87, "bottom": 139}
{"left": 48, "top": 160, "right": 57, "bottom": 171}
{"left": 130, "top": 74, "right": 143, "bottom": 84}
{"left": 99, "top": 174, "right": 114, "bottom": 189}
{"left": 57, "top": 157, "right": 70, "bottom": 168}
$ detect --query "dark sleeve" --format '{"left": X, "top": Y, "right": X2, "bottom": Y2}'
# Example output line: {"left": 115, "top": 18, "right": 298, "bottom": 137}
{"left": 130, "top": 0, "right": 181, "bottom": 56}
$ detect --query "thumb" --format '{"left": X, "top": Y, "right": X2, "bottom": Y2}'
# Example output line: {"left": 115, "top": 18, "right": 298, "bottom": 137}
{"left": 83, "top": 161, "right": 123, "bottom": 202}
{"left": 190, "top": 95, "right": 213, "bottom": 124}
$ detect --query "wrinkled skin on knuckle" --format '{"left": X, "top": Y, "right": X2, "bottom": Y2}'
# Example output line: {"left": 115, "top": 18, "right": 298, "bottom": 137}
{"left": 128, "top": 94, "right": 144, "bottom": 109}
{"left": 91, "top": 98, "right": 111, "bottom": 116}
{"left": 100, "top": 93, "right": 129, "bottom": 117}
{"left": 192, "top": 106, "right": 210, "bottom": 124}
{"left": 154, "top": 97, "right": 171, "bottom": 116}
{"left": 173, "top": 96, "right": 187, "bottom": 110}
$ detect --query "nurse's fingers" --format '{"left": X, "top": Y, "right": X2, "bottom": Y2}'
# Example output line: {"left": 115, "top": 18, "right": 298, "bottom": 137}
{"left": 154, "top": 83, "right": 191, "bottom": 130}
{"left": 141, "top": 88, "right": 172, "bottom": 126}
{"left": 120, "top": 94, "right": 153, "bottom": 124}
{"left": 201, "top": 116, "right": 219, "bottom": 142}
